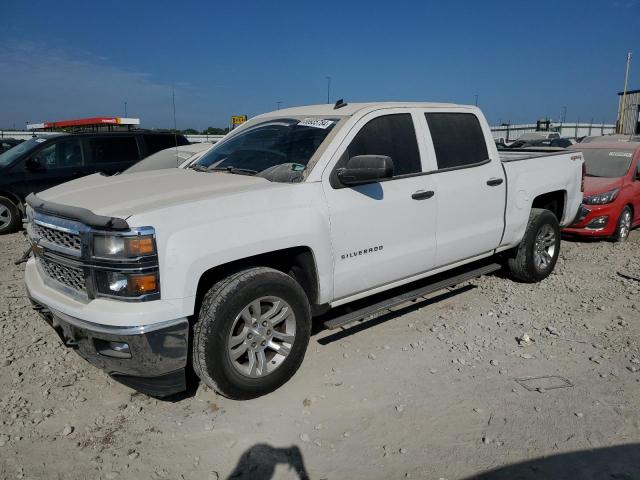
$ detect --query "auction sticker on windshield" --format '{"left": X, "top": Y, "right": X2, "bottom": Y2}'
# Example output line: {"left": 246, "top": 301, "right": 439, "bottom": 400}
{"left": 609, "top": 152, "right": 633, "bottom": 157}
{"left": 298, "top": 118, "right": 334, "bottom": 129}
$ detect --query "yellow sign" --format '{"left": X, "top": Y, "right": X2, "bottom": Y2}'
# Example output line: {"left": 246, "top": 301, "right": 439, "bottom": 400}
{"left": 231, "top": 115, "right": 247, "bottom": 126}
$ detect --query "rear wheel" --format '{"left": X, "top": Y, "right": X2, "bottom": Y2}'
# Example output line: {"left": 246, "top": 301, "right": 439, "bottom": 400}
{"left": 506, "top": 208, "right": 560, "bottom": 283}
{"left": 0, "top": 196, "right": 20, "bottom": 235}
{"left": 613, "top": 207, "right": 632, "bottom": 242}
{"left": 193, "top": 267, "right": 311, "bottom": 400}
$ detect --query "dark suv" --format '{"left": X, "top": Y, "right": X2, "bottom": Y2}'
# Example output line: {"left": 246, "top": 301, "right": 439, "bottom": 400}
{"left": 0, "top": 131, "right": 189, "bottom": 234}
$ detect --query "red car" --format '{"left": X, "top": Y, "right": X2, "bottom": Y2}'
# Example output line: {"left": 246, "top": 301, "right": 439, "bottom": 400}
{"left": 563, "top": 142, "right": 640, "bottom": 241}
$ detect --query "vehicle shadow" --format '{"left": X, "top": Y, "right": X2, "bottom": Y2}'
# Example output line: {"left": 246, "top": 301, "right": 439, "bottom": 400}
{"left": 462, "top": 443, "right": 640, "bottom": 480}
{"left": 226, "top": 443, "right": 310, "bottom": 480}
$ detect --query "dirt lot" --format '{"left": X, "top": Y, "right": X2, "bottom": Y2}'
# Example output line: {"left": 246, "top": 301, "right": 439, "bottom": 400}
{"left": 1, "top": 230, "right": 639, "bottom": 480}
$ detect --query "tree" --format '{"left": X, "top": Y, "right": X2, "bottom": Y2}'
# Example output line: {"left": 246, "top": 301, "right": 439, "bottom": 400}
{"left": 182, "top": 128, "right": 199, "bottom": 135}
{"left": 202, "top": 127, "right": 229, "bottom": 135}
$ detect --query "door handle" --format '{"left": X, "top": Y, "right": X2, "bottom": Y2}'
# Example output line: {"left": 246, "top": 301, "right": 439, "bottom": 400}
{"left": 486, "top": 178, "right": 504, "bottom": 186}
{"left": 412, "top": 190, "right": 435, "bottom": 200}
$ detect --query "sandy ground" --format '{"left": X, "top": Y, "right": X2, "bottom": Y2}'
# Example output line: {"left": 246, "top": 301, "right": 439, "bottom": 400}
{"left": 1, "top": 230, "right": 640, "bottom": 480}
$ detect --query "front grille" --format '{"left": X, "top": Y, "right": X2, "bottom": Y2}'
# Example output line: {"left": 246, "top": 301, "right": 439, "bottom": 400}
{"left": 32, "top": 222, "right": 82, "bottom": 252}
{"left": 38, "top": 257, "right": 86, "bottom": 293}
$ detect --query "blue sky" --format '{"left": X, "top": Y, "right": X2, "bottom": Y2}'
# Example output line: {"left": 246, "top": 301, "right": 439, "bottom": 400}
{"left": 1, "top": 0, "right": 639, "bottom": 130}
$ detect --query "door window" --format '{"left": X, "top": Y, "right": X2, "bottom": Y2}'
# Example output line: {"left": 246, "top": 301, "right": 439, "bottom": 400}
{"left": 32, "top": 139, "right": 83, "bottom": 169}
{"left": 143, "top": 134, "right": 186, "bottom": 155}
{"left": 425, "top": 113, "right": 489, "bottom": 170}
{"left": 345, "top": 114, "right": 422, "bottom": 177}
{"left": 86, "top": 137, "right": 139, "bottom": 164}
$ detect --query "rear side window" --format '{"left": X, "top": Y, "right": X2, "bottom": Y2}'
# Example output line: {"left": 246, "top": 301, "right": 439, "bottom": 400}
{"left": 86, "top": 137, "right": 139, "bottom": 164}
{"left": 425, "top": 113, "right": 489, "bottom": 170}
{"left": 143, "top": 134, "right": 188, "bottom": 155}
{"left": 346, "top": 114, "right": 421, "bottom": 176}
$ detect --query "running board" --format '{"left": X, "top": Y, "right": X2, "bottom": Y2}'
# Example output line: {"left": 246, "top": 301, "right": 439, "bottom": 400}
{"left": 323, "top": 262, "right": 501, "bottom": 330}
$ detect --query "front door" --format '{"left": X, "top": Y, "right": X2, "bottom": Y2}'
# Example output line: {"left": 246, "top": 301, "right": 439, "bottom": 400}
{"left": 323, "top": 110, "right": 438, "bottom": 301}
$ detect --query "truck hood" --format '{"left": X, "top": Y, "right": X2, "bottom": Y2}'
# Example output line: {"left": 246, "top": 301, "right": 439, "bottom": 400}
{"left": 37, "top": 168, "right": 276, "bottom": 219}
{"left": 583, "top": 176, "right": 623, "bottom": 196}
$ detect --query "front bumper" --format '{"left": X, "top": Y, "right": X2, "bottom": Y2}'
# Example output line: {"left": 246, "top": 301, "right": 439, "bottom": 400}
{"left": 28, "top": 292, "right": 189, "bottom": 397}
{"left": 562, "top": 203, "right": 619, "bottom": 237}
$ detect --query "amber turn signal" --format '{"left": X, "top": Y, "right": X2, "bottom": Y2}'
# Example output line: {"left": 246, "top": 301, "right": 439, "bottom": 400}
{"left": 126, "top": 236, "right": 155, "bottom": 256}
{"left": 127, "top": 273, "right": 158, "bottom": 295}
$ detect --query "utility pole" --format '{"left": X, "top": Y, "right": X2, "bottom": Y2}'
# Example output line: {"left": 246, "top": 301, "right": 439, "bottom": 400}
{"left": 619, "top": 52, "right": 632, "bottom": 134}
{"left": 124, "top": 101, "right": 128, "bottom": 117}
{"left": 326, "top": 76, "right": 331, "bottom": 104}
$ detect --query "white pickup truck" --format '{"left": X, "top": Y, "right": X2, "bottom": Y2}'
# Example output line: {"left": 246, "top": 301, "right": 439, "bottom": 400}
{"left": 24, "top": 102, "right": 584, "bottom": 399}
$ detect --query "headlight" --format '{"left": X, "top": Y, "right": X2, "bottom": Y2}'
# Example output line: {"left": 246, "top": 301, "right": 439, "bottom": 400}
{"left": 583, "top": 188, "right": 619, "bottom": 205}
{"left": 93, "top": 234, "right": 156, "bottom": 258}
{"left": 95, "top": 271, "right": 159, "bottom": 298}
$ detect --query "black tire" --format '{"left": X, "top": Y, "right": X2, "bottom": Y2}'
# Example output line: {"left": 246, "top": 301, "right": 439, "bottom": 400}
{"left": 613, "top": 206, "right": 632, "bottom": 243}
{"left": 0, "top": 196, "right": 21, "bottom": 235}
{"left": 506, "top": 208, "right": 560, "bottom": 283}
{"left": 193, "top": 267, "right": 311, "bottom": 400}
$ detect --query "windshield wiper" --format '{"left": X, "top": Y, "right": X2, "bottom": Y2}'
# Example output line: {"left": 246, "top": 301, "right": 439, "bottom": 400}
{"left": 210, "top": 166, "right": 258, "bottom": 176}
{"left": 189, "top": 164, "right": 209, "bottom": 172}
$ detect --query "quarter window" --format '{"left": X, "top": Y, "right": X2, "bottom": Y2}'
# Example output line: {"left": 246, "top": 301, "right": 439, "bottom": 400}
{"left": 86, "top": 137, "right": 139, "bottom": 164}
{"left": 425, "top": 113, "right": 489, "bottom": 170}
{"left": 346, "top": 114, "right": 422, "bottom": 176}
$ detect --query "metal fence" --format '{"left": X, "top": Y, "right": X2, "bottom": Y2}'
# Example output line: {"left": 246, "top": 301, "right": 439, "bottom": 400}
{"left": 0, "top": 130, "right": 225, "bottom": 144}
{"left": 490, "top": 123, "right": 616, "bottom": 142}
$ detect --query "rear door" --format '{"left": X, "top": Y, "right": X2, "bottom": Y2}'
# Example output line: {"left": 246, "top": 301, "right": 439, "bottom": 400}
{"left": 421, "top": 111, "right": 505, "bottom": 267}
{"left": 84, "top": 135, "right": 141, "bottom": 174}
{"left": 323, "top": 109, "right": 438, "bottom": 301}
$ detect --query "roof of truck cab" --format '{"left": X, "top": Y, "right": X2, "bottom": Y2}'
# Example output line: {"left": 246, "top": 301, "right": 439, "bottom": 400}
{"left": 256, "top": 102, "right": 470, "bottom": 118}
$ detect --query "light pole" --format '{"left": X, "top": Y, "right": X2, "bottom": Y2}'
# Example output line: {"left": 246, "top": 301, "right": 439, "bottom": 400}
{"left": 561, "top": 106, "right": 567, "bottom": 123}
{"left": 276, "top": 101, "right": 283, "bottom": 110}
{"left": 124, "top": 101, "right": 128, "bottom": 117}
{"left": 474, "top": 94, "right": 478, "bottom": 106}
{"left": 326, "top": 76, "right": 331, "bottom": 104}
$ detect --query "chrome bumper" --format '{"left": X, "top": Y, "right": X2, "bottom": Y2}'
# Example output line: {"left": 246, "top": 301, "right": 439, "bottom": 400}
{"left": 28, "top": 294, "right": 189, "bottom": 397}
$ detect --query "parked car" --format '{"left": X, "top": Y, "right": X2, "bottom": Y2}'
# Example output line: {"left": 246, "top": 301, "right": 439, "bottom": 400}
{"left": 123, "top": 142, "right": 213, "bottom": 174}
{"left": 0, "top": 131, "right": 189, "bottom": 234}
{"left": 562, "top": 142, "right": 640, "bottom": 241}
{"left": 23, "top": 102, "right": 583, "bottom": 399}
{"left": 0, "top": 138, "right": 23, "bottom": 154}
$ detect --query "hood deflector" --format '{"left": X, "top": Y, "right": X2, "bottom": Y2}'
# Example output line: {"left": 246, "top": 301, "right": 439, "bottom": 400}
{"left": 26, "top": 193, "right": 130, "bottom": 231}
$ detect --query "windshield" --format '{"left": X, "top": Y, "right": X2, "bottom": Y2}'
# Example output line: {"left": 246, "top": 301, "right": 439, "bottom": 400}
{"left": 194, "top": 117, "right": 338, "bottom": 175}
{"left": 124, "top": 148, "right": 196, "bottom": 174}
{"left": 580, "top": 149, "right": 634, "bottom": 178}
{"left": 0, "top": 137, "right": 44, "bottom": 167}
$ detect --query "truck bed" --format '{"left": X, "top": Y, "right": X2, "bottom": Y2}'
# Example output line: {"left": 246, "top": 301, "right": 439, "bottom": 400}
{"left": 498, "top": 148, "right": 569, "bottom": 162}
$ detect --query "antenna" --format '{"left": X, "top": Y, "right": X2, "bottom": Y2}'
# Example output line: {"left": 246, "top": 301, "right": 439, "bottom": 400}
{"left": 172, "top": 82, "right": 179, "bottom": 167}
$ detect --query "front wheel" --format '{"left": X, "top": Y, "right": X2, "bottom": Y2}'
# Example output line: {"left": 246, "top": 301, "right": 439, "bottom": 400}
{"left": 506, "top": 208, "right": 560, "bottom": 283}
{"left": 613, "top": 207, "right": 632, "bottom": 242}
{"left": 193, "top": 267, "right": 311, "bottom": 400}
{"left": 0, "top": 196, "right": 21, "bottom": 235}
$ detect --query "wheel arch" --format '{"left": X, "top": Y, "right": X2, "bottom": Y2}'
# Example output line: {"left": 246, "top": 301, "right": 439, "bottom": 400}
{"left": 193, "top": 246, "right": 320, "bottom": 318}
{"left": 531, "top": 190, "right": 566, "bottom": 222}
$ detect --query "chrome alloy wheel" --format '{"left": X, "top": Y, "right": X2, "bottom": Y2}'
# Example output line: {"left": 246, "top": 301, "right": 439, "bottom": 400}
{"left": 0, "top": 204, "right": 10, "bottom": 229}
{"left": 533, "top": 224, "right": 556, "bottom": 270}
{"left": 227, "top": 296, "right": 296, "bottom": 378}
{"left": 618, "top": 210, "right": 632, "bottom": 240}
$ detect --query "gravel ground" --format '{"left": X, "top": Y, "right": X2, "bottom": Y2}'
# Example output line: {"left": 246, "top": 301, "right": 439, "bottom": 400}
{"left": 1, "top": 230, "right": 639, "bottom": 480}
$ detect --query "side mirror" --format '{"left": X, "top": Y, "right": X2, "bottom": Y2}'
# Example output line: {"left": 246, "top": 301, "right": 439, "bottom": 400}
{"left": 25, "top": 157, "right": 44, "bottom": 171}
{"left": 337, "top": 155, "right": 394, "bottom": 186}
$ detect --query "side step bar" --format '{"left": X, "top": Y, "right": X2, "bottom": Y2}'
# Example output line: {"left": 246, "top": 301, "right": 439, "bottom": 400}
{"left": 324, "top": 262, "right": 501, "bottom": 330}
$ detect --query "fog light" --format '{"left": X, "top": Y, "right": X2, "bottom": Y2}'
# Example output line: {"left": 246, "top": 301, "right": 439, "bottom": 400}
{"left": 586, "top": 216, "right": 608, "bottom": 229}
